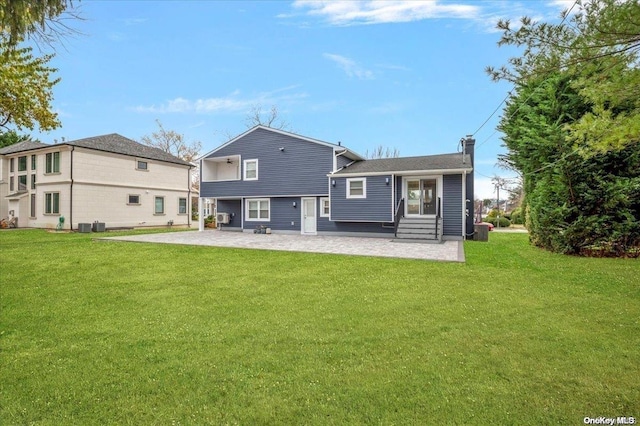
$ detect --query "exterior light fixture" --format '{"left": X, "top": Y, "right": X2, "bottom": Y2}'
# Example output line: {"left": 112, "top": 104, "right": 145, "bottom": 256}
{"left": 385, "top": 177, "right": 390, "bottom": 185}
{"left": 332, "top": 180, "right": 336, "bottom": 187}
{"left": 293, "top": 201, "right": 297, "bottom": 208}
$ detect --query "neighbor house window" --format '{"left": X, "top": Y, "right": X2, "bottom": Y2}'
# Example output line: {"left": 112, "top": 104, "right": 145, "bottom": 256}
{"left": 243, "top": 159, "right": 258, "bottom": 180}
{"left": 128, "top": 194, "right": 140, "bottom": 205}
{"left": 320, "top": 197, "right": 330, "bottom": 217}
{"left": 246, "top": 198, "right": 269, "bottom": 221}
{"left": 18, "top": 175, "right": 27, "bottom": 191}
{"left": 45, "top": 192, "right": 60, "bottom": 214}
{"left": 10, "top": 158, "right": 14, "bottom": 172}
{"left": 30, "top": 194, "right": 36, "bottom": 217}
{"left": 346, "top": 178, "right": 366, "bottom": 199}
{"left": 9, "top": 176, "right": 14, "bottom": 192}
{"left": 45, "top": 152, "right": 60, "bottom": 173}
{"left": 136, "top": 160, "right": 148, "bottom": 170}
{"left": 18, "top": 156, "right": 27, "bottom": 172}
{"left": 178, "top": 197, "right": 187, "bottom": 214}
{"left": 31, "top": 155, "right": 36, "bottom": 170}
{"left": 31, "top": 174, "right": 36, "bottom": 189}
{"left": 154, "top": 196, "right": 165, "bottom": 214}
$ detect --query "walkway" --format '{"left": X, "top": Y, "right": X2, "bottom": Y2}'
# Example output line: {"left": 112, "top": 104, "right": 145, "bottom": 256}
{"left": 104, "top": 230, "right": 465, "bottom": 262}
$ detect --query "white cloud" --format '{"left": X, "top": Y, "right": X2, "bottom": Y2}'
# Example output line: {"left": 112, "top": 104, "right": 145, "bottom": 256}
{"left": 323, "top": 53, "right": 374, "bottom": 79}
{"left": 133, "top": 86, "right": 307, "bottom": 114}
{"left": 122, "top": 18, "right": 148, "bottom": 26}
{"left": 292, "top": 0, "right": 480, "bottom": 26}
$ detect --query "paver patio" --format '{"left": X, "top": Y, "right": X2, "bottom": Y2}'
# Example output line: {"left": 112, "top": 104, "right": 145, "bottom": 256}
{"left": 104, "top": 230, "right": 465, "bottom": 262}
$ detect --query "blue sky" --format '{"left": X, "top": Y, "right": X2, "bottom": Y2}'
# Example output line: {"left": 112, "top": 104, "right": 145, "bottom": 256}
{"left": 32, "top": 0, "right": 573, "bottom": 199}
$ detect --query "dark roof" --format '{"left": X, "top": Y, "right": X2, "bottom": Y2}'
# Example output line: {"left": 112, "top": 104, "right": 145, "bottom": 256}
{"left": 59, "top": 133, "right": 192, "bottom": 166}
{"left": 0, "top": 140, "right": 49, "bottom": 155}
{"left": 1, "top": 133, "right": 191, "bottom": 166}
{"left": 333, "top": 153, "right": 472, "bottom": 175}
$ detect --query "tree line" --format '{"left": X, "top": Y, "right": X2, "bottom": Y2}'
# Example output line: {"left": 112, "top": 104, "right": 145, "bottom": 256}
{"left": 488, "top": 0, "right": 639, "bottom": 256}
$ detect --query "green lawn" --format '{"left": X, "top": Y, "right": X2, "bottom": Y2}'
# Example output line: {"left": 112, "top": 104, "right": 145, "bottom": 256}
{"left": 1, "top": 230, "right": 638, "bottom": 424}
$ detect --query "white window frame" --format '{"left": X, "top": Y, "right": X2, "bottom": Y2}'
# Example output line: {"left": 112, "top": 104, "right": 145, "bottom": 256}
{"left": 154, "top": 196, "right": 165, "bottom": 215}
{"left": 346, "top": 178, "right": 366, "bottom": 199}
{"left": 127, "top": 194, "right": 141, "bottom": 205}
{"left": 178, "top": 197, "right": 187, "bottom": 214}
{"left": 245, "top": 198, "right": 270, "bottom": 221}
{"left": 243, "top": 159, "right": 258, "bottom": 181}
{"left": 320, "top": 197, "right": 330, "bottom": 217}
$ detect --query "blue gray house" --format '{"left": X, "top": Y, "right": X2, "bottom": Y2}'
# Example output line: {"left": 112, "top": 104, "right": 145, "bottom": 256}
{"left": 198, "top": 126, "right": 475, "bottom": 241}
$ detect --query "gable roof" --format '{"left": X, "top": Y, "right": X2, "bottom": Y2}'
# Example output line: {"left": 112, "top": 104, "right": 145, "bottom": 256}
{"left": 0, "top": 140, "right": 49, "bottom": 155}
{"left": 332, "top": 153, "right": 472, "bottom": 176}
{"left": 199, "top": 125, "right": 364, "bottom": 161}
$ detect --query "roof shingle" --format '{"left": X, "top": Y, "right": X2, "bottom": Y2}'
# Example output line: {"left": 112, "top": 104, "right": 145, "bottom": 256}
{"left": 333, "top": 153, "right": 472, "bottom": 175}
{"left": 60, "top": 133, "right": 192, "bottom": 166}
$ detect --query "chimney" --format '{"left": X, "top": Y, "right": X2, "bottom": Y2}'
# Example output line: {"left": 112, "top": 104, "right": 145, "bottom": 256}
{"left": 463, "top": 135, "right": 475, "bottom": 239}
{"left": 463, "top": 135, "right": 475, "bottom": 166}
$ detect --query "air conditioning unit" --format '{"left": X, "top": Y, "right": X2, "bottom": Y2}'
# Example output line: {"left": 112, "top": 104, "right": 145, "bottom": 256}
{"left": 216, "top": 212, "right": 230, "bottom": 224}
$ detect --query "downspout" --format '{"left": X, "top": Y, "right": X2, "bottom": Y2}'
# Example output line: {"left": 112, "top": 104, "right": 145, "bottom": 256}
{"left": 187, "top": 164, "right": 192, "bottom": 228}
{"left": 70, "top": 146, "right": 74, "bottom": 230}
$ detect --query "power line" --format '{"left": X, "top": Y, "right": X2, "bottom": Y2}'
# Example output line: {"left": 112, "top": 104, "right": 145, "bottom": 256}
{"left": 472, "top": 0, "right": 580, "bottom": 150}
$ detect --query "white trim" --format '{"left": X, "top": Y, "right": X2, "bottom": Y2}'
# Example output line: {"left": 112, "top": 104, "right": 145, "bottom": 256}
{"left": 201, "top": 155, "right": 241, "bottom": 182}
{"left": 328, "top": 167, "right": 472, "bottom": 178}
{"left": 301, "top": 197, "right": 317, "bottom": 235}
{"left": 331, "top": 218, "right": 394, "bottom": 223}
{"left": 245, "top": 198, "right": 270, "bottom": 221}
{"left": 390, "top": 174, "right": 395, "bottom": 219}
{"left": 197, "top": 125, "right": 365, "bottom": 161}
{"left": 462, "top": 170, "right": 467, "bottom": 238}
{"left": 346, "top": 177, "right": 366, "bottom": 199}
{"left": 403, "top": 175, "right": 442, "bottom": 217}
{"left": 215, "top": 193, "right": 328, "bottom": 199}
{"left": 243, "top": 158, "right": 258, "bottom": 181}
{"left": 319, "top": 197, "right": 330, "bottom": 217}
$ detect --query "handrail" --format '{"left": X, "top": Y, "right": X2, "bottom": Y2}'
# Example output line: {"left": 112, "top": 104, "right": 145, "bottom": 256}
{"left": 435, "top": 197, "right": 441, "bottom": 240}
{"left": 394, "top": 198, "right": 404, "bottom": 237}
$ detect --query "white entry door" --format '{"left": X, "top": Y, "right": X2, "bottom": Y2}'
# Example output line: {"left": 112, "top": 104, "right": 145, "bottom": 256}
{"left": 301, "top": 198, "right": 317, "bottom": 234}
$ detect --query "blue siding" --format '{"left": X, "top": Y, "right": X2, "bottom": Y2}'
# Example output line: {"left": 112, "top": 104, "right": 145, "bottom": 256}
{"left": 336, "top": 154, "right": 353, "bottom": 169}
{"left": 442, "top": 174, "right": 463, "bottom": 236}
{"left": 201, "top": 128, "right": 333, "bottom": 198}
{"left": 317, "top": 219, "right": 394, "bottom": 234}
{"left": 395, "top": 175, "right": 403, "bottom": 210}
{"left": 217, "top": 199, "right": 242, "bottom": 229}
{"left": 330, "top": 175, "right": 393, "bottom": 222}
{"left": 465, "top": 171, "right": 473, "bottom": 238}
{"left": 242, "top": 197, "right": 300, "bottom": 231}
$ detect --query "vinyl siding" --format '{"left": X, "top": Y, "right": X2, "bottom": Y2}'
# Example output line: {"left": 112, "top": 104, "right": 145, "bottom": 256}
{"left": 442, "top": 174, "right": 463, "bottom": 236}
{"left": 217, "top": 199, "right": 241, "bottom": 229}
{"left": 330, "top": 175, "right": 393, "bottom": 222}
{"left": 242, "top": 197, "right": 300, "bottom": 231}
{"left": 201, "top": 128, "right": 333, "bottom": 198}
{"left": 317, "top": 218, "right": 394, "bottom": 234}
{"left": 336, "top": 154, "right": 353, "bottom": 170}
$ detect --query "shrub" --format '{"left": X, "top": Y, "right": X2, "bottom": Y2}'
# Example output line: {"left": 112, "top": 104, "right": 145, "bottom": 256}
{"left": 510, "top": 207, "right": 525, "bottom": 225}
{"left": 483, "top": 216, "right": 511, "bottom": 228}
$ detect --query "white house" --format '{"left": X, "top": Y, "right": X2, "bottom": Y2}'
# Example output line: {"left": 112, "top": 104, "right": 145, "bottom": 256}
{"left": 0, "top": 134, "right": 193, "bottom": 230}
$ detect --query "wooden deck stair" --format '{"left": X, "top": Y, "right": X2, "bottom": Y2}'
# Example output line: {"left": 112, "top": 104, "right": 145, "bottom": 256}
{"left": 395, "top": 217, "right": 441, "bottom": 241}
